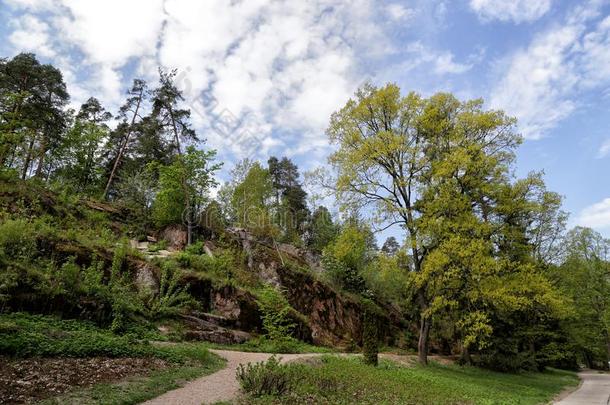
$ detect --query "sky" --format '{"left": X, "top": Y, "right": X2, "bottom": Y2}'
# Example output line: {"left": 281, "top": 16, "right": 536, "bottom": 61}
{"left": 1, "top": 0, "right": 610, "bottom": 237}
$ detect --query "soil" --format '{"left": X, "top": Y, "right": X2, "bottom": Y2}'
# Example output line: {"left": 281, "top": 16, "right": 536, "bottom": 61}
{"left": 0, "top": 356, "right": 169, "bottom": 404}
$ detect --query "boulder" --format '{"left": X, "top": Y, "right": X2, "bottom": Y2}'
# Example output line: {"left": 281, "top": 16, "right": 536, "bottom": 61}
{"left": 160, "top": 224, "right": 187, "bottom": 250}
{"left": 134, "top": 263, "right": 159, "bottom": 294}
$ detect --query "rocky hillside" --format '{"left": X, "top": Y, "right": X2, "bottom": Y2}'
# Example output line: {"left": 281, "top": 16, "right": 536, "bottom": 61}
{"left": 0, "top": 176, "right": 406, "bottom": 350}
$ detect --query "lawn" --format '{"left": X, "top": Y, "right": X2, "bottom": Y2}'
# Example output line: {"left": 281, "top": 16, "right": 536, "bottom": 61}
{"left": 243, "top": 356, "right": 579, "bottom": 405}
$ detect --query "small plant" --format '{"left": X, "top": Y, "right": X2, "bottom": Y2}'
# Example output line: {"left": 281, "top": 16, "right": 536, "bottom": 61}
{"left": 256, "top": 287, "right": 296, "bottom": 341}
{"left": 236, "top": 355, "right": 295, "bottom": 397}
{"left": 0, "top": 219, "right": 36, "bottom": 260}
{"left": 142, "top": 262, "right": 197, "bottom": 318}
{"left": 362, "top": 310, "right": 379, "bottom": 366}
{"left": 149, "top": 239, "right": 169, "bottom": 252}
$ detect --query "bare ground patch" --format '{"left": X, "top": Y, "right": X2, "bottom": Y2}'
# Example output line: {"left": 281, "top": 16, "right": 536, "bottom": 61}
{"left": 0, "top": 356, "right": 169, "bottom": 404}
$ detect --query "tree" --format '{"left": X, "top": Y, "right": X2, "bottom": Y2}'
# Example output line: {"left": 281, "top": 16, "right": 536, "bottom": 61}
{"left": 103, "top": 79, "right": 147, "bottom": 199}
{"left": 150, "top": 69, "right": 197, "bottom": 156}
{"left": 362, "top": 309, "right": 379, "bottom": 366}
{"left": 152, "top": 145, "right": 221, "bottom": 244}
{"left": 381, "top": 236, "right": 400, "bottom": 256}
{"left": 555, "top": 227, "right": 610, "bottom": 368}
{"left": 307, "top": 206, "right": 339, "bottom": 253}
{"left": 231, "top": 161, "right": 275, "bottom": 236}
{"left": 323, "top": 220, "right": 376, "bottom": 294}
{"left": 0, "top": 53, "right": 68, "bottom": 179}
{"left": 326, "top": 83, "right": 560, "bottom": 365}
{"left": 53, "top": 97, "right": 111, "bottom": 193}
{"left": 267, "top": 156, "right": 309, "bottom": 242}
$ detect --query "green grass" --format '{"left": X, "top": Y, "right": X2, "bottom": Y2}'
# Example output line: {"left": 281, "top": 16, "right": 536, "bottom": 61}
{"left": 244, "top": 356, "right": 579, "bottom": 405}
{"left": 208, "top": 336, "right": 333, "bottom": 354}
{"left": 0, "top": 313, "right": 166, "bottom": 359}
{"left": 41, "top": 343, "right": 225, "bottom": 405}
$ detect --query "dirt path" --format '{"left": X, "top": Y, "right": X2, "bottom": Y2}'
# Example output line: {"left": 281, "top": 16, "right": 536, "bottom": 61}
{"left": 141, "top": 349, "right": 324, "bottom": 405}
{"left": 554, "top": 370, "right": 610, "bottom": 405}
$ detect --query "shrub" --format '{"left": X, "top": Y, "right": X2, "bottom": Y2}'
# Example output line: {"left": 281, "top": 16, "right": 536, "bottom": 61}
{"left": 256, "top": 287, "right": 296, "bottom": 341}
{"left": 0, "top": 219, "right": 37, "bottom": 260}
{"left": 362, "top": 310, "right": 379, "bottom": 366}
{"left": 236, "top": 356, "right": 295, "bottom": 397}
{"left": 142, "top": 262, "right": 197, "bottom": 318}
{"left": 321, "top": 253, "right": 366, "bottom": 294}
{"left": 184, "top": 241, "right": 204, "bottom": 255}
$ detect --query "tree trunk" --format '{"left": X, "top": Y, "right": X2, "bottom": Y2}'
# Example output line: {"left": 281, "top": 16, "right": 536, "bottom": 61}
{"left": 34, "top": 134, "right": 47, "bottom": 178}
{"left": 418, "top": 315, "right": 431, "bottom": 365}
{"left": 103, "top": 88, "right": 143, "bottom": 199}
{"left": 460, "top": 345, "right": 472, "bottom": 365}
{"left": 21, "top": 137, "right": 35, "bottom": 179}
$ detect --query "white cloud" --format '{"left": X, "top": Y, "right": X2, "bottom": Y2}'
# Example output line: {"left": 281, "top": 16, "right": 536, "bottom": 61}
{"left": 404, "top": 42, "right": 472, "bottom": 75}
{"left": 575, "top": 198, "right": 610, "bottom": 230}
{"left": 469, "top": 0, "right": 552, "bottom": 24}
{"left": 598, "top": 139, "right": 610, "bottom": 158}
{"left": 157, "top": 0, "right": 385, "bottom": 159}
{"left": 387, "top": 4, "right": 415, "bottom": 21}
{"left": 4, "top": 0, "right": 395, "bottom": 160}
{"left": 8, "top": 14, "right": 55, "bottom": 57}
{"left": 489, "top": 1, "right": 610, "bottom": 139}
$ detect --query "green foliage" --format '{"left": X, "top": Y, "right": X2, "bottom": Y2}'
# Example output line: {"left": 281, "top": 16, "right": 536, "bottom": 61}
{"left": 243, "top": 356, "right": 578, "bottom": 405}
{"left": 362, "top": 311, "right": 379, "bottom": 366}
{"left": 552, "top": 226, "right": 610, "bottom": 368}
{"left": 321, "top": 222, "right": 375, "bottom": 294}
{"left": 215, "top": 336, "right": 331, "bottom": 354}
{"left": 306, "top": 205, "right": 338, "bottom": 253}
{"left": 327, "top": 83, "right": 570, "bottom": 367}
{"left": 236, "top": 356, "right": 295, "bottom": 397}
{"left": 231, "top": 161, "right": 277, "bottom": 237}
{"left": 0, "top": 218, "right": 37, "bottom": 259}
{"left": 0, "top": 313, "right": 159, "bottom": 358}
{"left": 174, "top": 248, "right": 237, "bottom": 281}
{"left": 321, "top": 253, "right": 366, "bottom": 294}
{"left": 142, "top": 262, "right": 197, "bottom": 318}
{"left": 256, "top": 287, "right": 297, "bottom": 342}
{"left": 152, "top": 146, "right": 220, "bottom": 228}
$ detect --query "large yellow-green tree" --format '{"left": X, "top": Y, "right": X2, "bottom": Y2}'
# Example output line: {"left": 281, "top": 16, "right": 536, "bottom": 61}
{"left": 326, "top": 83, "right": 567, "bottom": 365}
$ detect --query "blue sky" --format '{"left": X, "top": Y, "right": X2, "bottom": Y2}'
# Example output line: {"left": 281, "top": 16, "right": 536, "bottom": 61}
{"left": 1, "top": 0, "right": 610, "bottom": 236}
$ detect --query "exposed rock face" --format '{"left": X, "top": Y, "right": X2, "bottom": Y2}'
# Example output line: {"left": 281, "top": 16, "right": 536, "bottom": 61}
{"left": 160, "top": 225, "right": 187, "bottom": 250}
{"left": 134, "top": 263, "right": 159, "bottom": 294}
{"left": 276, "top": 267, "right": 363, "bottom": 346}
{"left": 180, "top": 314, "right": 252, "bottom": 344}
{"left": 211, "top": 286, "right": 262, "bottom": 331}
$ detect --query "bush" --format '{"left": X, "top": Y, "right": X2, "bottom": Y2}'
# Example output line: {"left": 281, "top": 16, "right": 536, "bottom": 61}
{"left": 362, "top": 310, "right": 379, "bottom": 366}
{"left": 0, "top": 219, "right": 37, "bottom": 259}
{"left": 321, "top": 253, "right": 366, "bottom": 294}
{"left": 141, "top": 262, "right": 197, "bottom": 318}
{"left": 256, "top": 287, "right": 296, "bottom": 341}
{"left": 236, "top": 356, "right": 296, "bottom": 397}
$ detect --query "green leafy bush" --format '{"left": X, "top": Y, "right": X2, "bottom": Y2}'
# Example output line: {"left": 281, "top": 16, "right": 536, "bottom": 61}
{"left": 236, "top": 356, "right": 296, "bottom": 397}
{"left": 0, "top": 219, "right": 37, "bottom": 259}
{"left": 142, "top": 262, "right": 197, "bottom": 318}
{"left": 362, "top": 310, "right": 379, "bottom": 366}
{"left": 256, "top": 287, "right": 296, "bottom": 341}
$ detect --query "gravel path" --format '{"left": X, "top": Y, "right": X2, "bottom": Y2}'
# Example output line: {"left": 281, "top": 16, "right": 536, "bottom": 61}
{"left": 554, "top": 370, "right": 610, "bottom": 405}
{"left": 141, "top": 349, "right": 323, "bottom": 405}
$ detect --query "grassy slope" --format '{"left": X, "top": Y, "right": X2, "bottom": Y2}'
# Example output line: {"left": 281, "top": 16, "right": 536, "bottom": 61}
{"left": 247, "top": 356, "right": 578, "bottom": 405}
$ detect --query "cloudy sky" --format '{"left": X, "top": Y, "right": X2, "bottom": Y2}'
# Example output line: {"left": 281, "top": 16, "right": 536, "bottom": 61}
{"left": 1, "top": 0, "right": 610, "bottom": 235}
